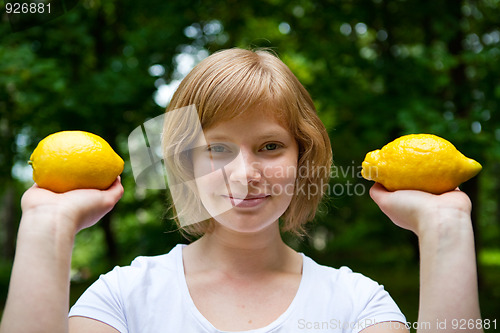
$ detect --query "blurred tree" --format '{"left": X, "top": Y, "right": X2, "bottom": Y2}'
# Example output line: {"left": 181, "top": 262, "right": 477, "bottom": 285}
{"left": 1, "top": 0, "right": 499, "bottom": 320}
{"left": 193, "top": 0, "right": 500, "bottom": 260}
{"left": 197, "top": 0, "right": 500, "bottom": 319}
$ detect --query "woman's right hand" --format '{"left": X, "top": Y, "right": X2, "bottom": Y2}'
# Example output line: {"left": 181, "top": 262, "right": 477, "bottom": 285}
{"left": 0, "top": 180, "right": 123, "bottom": 333}
{"left": 20, "top": 177, "right": 124, "bottom": 234}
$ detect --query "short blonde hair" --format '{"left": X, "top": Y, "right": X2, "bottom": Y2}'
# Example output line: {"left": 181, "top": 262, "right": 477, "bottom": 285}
{"left": 163, "top": 48, "right": 332, "bottom": 237}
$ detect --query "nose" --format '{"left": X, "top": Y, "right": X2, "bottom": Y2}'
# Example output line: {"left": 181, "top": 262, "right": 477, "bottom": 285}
{"left": 227, "top": 149, "right": 262, "bottom": 185}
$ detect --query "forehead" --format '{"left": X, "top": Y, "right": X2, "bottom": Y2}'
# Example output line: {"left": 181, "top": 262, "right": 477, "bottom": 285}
{"left": 203, "top": 107, "right": 291, "bottom": 139}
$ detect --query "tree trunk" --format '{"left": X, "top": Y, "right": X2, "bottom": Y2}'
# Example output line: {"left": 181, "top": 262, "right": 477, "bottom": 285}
{"left": 446, "top": 0, "right": 483, "bottom": 286}
{"left": 1, "top": 181, "right": 17, "bottom": 260}
{"left": 100, "top": 213, "right": 118, "bottom": 265}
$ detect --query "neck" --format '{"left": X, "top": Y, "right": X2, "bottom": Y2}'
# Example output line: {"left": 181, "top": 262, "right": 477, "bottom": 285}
{"left": 184, "top": 221, "right": 300, "bottom": 278}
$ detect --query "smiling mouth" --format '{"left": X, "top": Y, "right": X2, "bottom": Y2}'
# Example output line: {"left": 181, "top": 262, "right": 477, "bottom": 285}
{"left": 221, "top": 194, "right": 271, "bottom": 208}
{"left": 228, "top": 195, "right": 269, "bottom": 200}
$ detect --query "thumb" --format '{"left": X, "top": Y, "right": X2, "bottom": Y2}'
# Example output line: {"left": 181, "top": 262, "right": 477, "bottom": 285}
{"left": 369, "top": 182, "right": 391, "bottom": 206}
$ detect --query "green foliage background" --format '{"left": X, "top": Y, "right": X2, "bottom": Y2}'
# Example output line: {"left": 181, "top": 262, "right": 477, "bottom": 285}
{"left": 1, "top": 0, "right": 500, "bottom": 326}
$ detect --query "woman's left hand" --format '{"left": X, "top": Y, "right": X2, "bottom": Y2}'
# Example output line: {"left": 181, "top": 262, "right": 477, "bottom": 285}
{"left": 368, "top": 183, "right": 472, "bottom": 236}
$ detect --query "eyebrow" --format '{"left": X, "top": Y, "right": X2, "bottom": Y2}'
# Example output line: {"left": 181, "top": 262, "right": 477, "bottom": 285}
{"left": 205, "top": 130, "right": 291, "bottom": 142}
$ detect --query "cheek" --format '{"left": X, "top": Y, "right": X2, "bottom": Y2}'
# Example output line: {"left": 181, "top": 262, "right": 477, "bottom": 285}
{"left": 192, "top": 153, "right": 223, "bottom": 186}
{"left": 193, "top": 169, "right": 234, "bottom": 218}
{"left": 193, "top": 168, "right": 225, "bottom": 194}
{"left": 262, "top": 159, "right": 298, "bottom": 187}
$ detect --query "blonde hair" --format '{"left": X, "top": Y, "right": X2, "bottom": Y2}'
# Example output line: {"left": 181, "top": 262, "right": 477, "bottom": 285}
{"left": 163, "top": 48, "right": 332, "bottom": 237}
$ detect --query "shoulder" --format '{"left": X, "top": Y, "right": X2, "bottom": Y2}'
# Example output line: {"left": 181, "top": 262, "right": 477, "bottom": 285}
{"left": 69, "top": 244, "right": 189, "bottom": 332}
{"left": 122, "top": 243, "right": 182, "bottom": 269}
{"left": 302, "top": 255, "right": 399, "bottom": 309}
{"left": 300, "top": 255, "right": 406, "bottom": 330}
{"left": 71, "top": 244, "right": 185, "bottom": 310}
{"left": 304, "top": 255, "right": 382, "bottom": 291}
{"left": 97, "top": 244, "right": 184, "bottom": 289}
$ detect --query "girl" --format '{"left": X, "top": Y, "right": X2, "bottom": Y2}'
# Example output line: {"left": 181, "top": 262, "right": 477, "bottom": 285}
{"left": 0, "top": 49, "right": 482, "bottom": 333}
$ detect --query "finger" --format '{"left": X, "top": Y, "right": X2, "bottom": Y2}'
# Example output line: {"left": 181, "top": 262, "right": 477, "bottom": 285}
{"left": 103, "top": 177, "right": 124, "bottom": 204}
{"left": 369, "top": 182, "right": 389, "bottom": 202}
{"left": 108, "top": 176, "right": 122, "bottom": 190}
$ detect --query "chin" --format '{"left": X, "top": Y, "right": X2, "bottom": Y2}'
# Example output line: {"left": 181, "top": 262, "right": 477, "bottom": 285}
{"left": 210, "top": 211, "right": 279, "bottom": 234}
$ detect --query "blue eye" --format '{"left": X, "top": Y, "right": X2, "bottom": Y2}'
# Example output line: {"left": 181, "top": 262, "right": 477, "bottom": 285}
{"left": 207, "top": 144, "right": 229, "bottom": 153}
{"left": 263, "top": 143, "right": 280, "bottom": 151}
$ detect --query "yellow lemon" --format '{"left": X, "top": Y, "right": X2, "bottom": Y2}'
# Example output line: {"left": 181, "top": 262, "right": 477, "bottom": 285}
{"left": 361, "top": 134, "right": 482, "bottom": 194}
{"left": 29, "top": 131, "right": 124, "bottom": 193}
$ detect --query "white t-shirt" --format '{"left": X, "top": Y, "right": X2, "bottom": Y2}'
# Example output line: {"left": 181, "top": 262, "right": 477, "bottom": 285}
{"left": 69, "top": 244, "right": 406, "bottom": 333}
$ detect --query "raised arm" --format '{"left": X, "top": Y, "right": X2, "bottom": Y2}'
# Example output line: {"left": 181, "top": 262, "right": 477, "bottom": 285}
{"left": 0, "top": 179, "right": 123, "bottom": 333}
{"left": 369, "top": 183, "right": 483, "bottom": 333}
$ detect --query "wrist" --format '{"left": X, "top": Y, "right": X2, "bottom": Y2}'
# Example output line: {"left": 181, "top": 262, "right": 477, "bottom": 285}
{"left": 416, "top": 206, "right": 474, "bottom": 245}
{"left": 19, "top": 207, "right": 79, "bottom": 242}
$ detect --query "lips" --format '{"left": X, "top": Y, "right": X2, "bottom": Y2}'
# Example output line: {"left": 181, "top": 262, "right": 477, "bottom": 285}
{"left": 229, "top": 194, "right": 269, "bottom": 200}
{"left": 222, "top": 194, "right": 271, "bottom": 208}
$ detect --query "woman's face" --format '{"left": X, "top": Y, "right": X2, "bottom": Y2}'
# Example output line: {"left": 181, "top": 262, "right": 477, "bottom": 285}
{"left": 191, "top": 107, "right": 299, "bottom": 233}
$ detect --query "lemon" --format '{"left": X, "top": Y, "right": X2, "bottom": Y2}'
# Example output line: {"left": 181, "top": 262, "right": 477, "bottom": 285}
{"left": 361, "top": 134, "right": 482, "bottom": 194}
{"left": 29, "top": 131, "right": 124, "bottom": 193}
